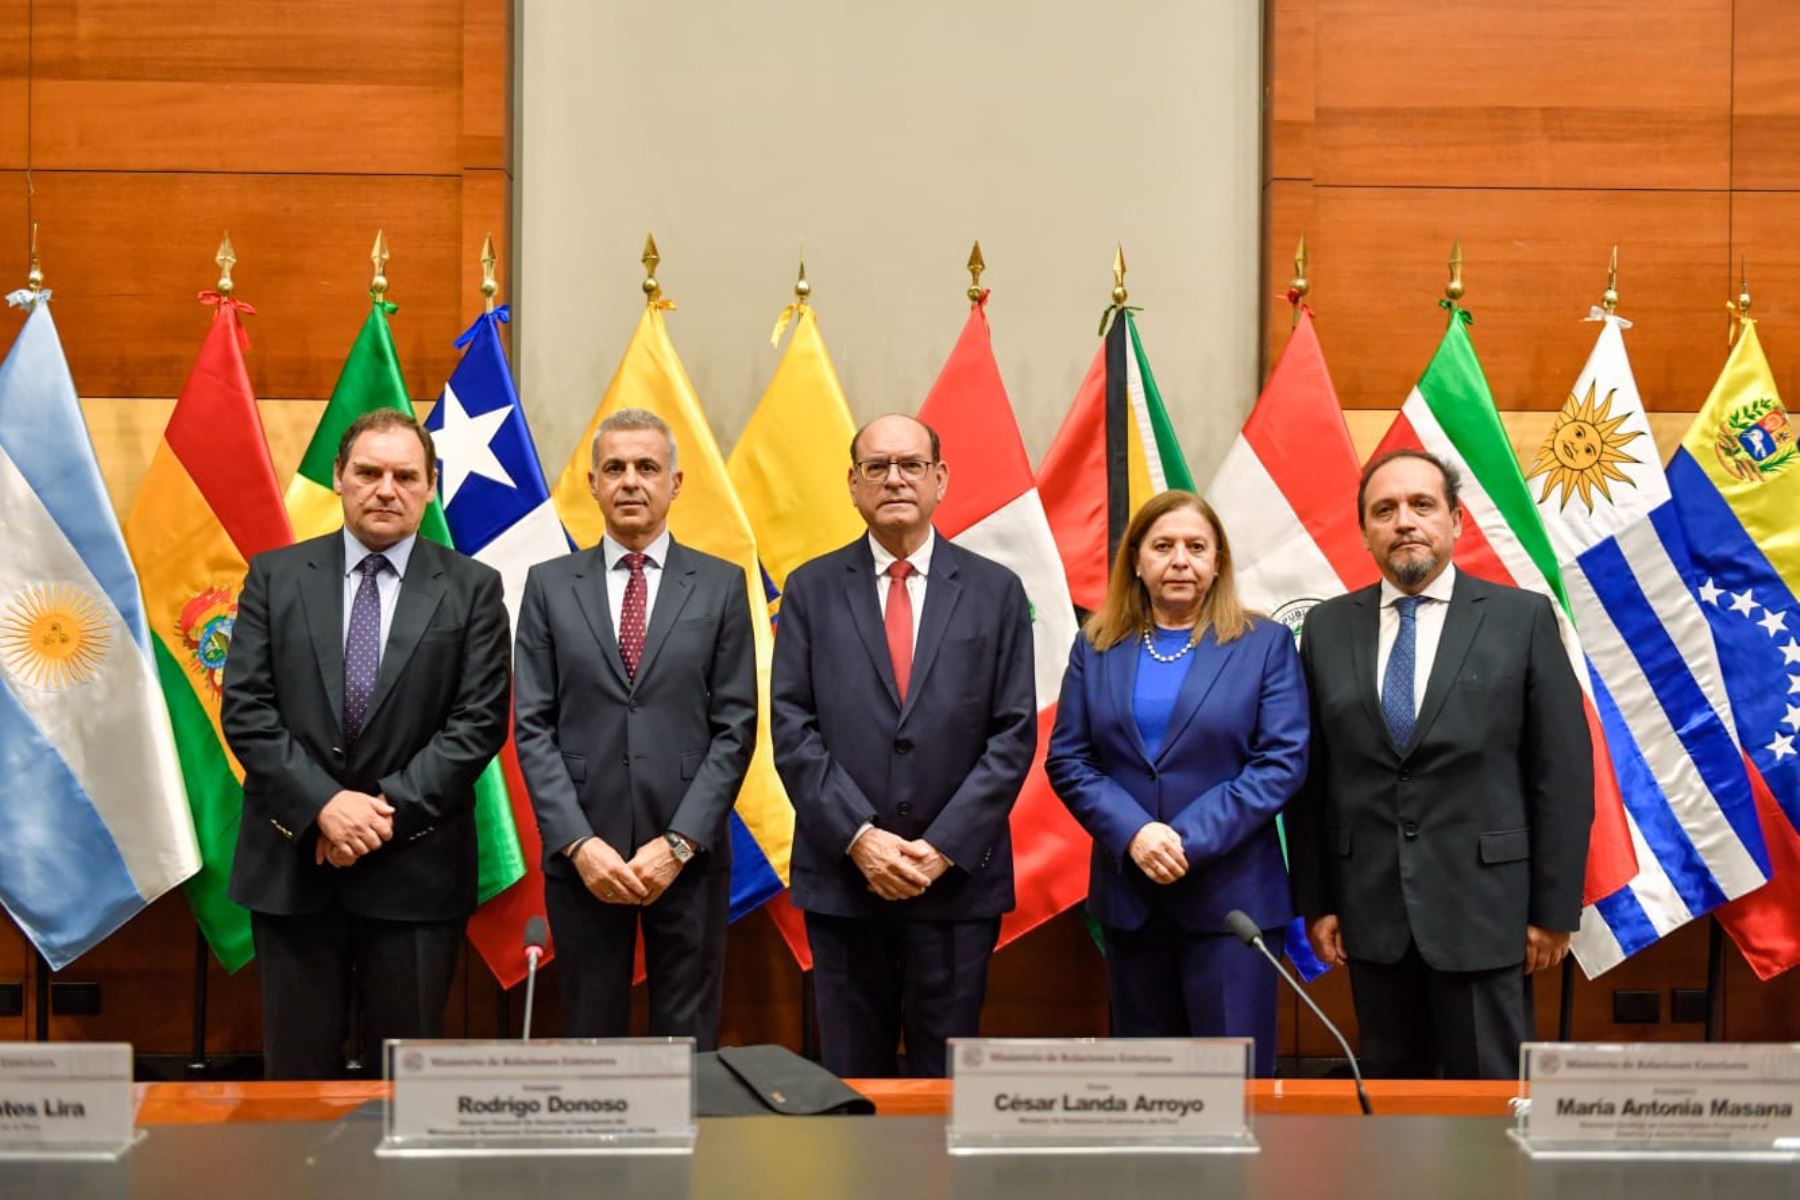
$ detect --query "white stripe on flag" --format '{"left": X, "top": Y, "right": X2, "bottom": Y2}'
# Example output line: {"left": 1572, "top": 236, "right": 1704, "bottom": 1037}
{"left": 950, "top": 488, "right": 1079, "bottom": 708}
{"left": 0, "top": 443, "right": 197, "bottom": 897}
{"left": 1573, "top": 808, "right": 1691, "bottom": 976}
{"left": 1623, "top": 518, "right": 1740, "bottom": 737}
{"left": 1206, "top": 436, "right": 1345, "bottom": 614}
{"left": 472, "top": 499, "right": 570, "bottom": 634}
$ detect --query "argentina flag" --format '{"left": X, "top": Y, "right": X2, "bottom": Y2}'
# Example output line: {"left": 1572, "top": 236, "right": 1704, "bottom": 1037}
{"left": 0, "top": 291, "right": 198, "bottom": 968}
{"left": 1529, "top": 310, "right": 1768, "bottom": 976}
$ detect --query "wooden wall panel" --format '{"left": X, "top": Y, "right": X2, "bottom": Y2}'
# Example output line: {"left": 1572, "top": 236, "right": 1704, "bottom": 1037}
{"left": 461, "top": 0, "right": 512, "bottom": 170}
{"left": 1731, "top": 193, "right": 1800, "bottom": 378}
{"left": 0, "top": 0, "right": 26, "bottom": 170}
{"left": 1301, "top": 187, "right": 1729, "bottom": 412}
{"left": 30, "top": 172, "right": 465, "bottom": 402}
{"left": 1264, "top": 0, "right": 1314, "bottom": 183}
{"left": 1732, "top": 0, "right": 1800, "bottom": 191}
{"left": 1313, "top": 0, "right": 1732, "bottom": 190}
{"left": 29, "top": 0, "right": 462, "bottom": 175}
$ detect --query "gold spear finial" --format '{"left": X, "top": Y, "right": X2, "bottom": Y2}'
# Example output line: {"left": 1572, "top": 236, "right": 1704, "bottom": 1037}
{"left": 967, "top": 241, "right": 986, "bottom": 303}
{"left": 1602, "top": 245, "right": 1618, "bottom": 315}
{"left": 1737, "top": 257, "right": 1751, "bottom": 318}
{"left": 480, "top": 233, "right": 498, "bottom": 313}
{"left": 794, "top": 240, "right": 810, "bottom": 303}
{"left": 26, "top": 222, "right": 42, "bottom": 293}
{"left": 1445, "top": 237, "right": 1465, "bottom": 304}
{"left": 1289, "top": 233, "right": 1309, "bottom": 326}
{"left": 370, "top": 229, "right": 390, "bottom": 298}
{"left": 1111, "top": 243, "right": 1128, "bottom": 306}
{"left": 216, "top": 231, "right": 237, "bottom": 297}
{"left": 641, "top": 233, "right": 661, "bottom": 302}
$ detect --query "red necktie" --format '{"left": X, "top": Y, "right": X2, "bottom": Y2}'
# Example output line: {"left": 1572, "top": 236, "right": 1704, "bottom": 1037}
{"left": 620, "top": 552, "right": 648, "bottom": 679}
{"left": 885, "top": 560, "right": 914, "bottom": 700}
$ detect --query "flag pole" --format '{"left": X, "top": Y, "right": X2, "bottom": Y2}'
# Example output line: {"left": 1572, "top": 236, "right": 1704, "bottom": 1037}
{"left": 1704, "top": 919, "right": 1725, "bottom": 1041}
{"left": 26, "top": 225, "right": 48, "bottom": 1041}
{"left": 966, "top": 240, "right": 985, "bottom": 304}
{"left": 480, "top": 232, "right": 498, "bottom": 314}
{"left": 1290, "top": 234, "right": 1308, "bottom": 327}
{"left": 1444, "top": 236, "right": 1465, "bottom": 312}
{"left": 641, "top": 233, "right": 661, "bottom": 305}
{"left": 795, "top": 240, "right": 811, "bottom": 305}
{"left": 370, "top": 229, "right": 390, "bottom": 301}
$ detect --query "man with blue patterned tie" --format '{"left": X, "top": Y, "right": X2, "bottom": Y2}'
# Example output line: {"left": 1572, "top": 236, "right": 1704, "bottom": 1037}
{"left": 1286, "top": 449, "right": 1592, "bottom": 1080}
{"left": 223, "top": 410, "right": 511, "bottom": 1079}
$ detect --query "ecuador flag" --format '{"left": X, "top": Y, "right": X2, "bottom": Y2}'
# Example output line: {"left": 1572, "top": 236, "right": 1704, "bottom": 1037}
{"left": 123, "top": 291, "right": 291, "bottom": 971}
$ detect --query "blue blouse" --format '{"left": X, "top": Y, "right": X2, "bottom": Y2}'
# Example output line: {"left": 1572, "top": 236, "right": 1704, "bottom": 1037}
{"left": 1133, "top": 626, "right": 1199, "bottom": 759}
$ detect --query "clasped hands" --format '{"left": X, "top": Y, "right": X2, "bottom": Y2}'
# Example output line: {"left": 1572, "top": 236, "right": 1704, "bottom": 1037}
{"left": 852, "top": 828, "right": 950, "bottom": 900}
{"left": 572, "top": 836, "right": 687, "bottom": 906}
{"left": 314, "top": 789, "right": 395, "bottom": 867}
{"left": 1128, "top": 821, "right": 1188, "bottom": 885}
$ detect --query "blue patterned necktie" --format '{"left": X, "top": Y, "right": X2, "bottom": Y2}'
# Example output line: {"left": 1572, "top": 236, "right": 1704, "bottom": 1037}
{"left": 342, "top": 553, "right": 390, "bottom": 746}
{"left": 1381, "top": 595, "right": 1424, "bottom": 749}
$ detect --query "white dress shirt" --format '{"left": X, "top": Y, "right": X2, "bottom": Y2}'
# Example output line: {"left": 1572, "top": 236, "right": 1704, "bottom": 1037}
{"left": 341, "top": 528, "right": 417, "bottom": 652}
{"left": 868, "top": 529, "right": 934, "bottom": 650}
{"left": 602, "top": 529, "right": 672, "bottom": 637}
{"left": 1376, "top": 564, "right": 1457, "bottom": 719}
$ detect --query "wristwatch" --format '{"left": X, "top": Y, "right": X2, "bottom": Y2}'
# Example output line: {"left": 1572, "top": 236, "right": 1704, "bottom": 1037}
{"left": 665, "top": 832, "right": 695, "bottom": 864}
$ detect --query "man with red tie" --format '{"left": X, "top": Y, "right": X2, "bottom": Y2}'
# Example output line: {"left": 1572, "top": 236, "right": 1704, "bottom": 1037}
{"left": 772, "top": 414, "right": 1037, "bottom": 1076}
{"left": 513, "top": 408, "right": 757, "bottom": 1046}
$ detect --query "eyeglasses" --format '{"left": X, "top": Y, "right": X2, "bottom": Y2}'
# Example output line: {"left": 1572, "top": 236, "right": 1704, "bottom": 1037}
{"left": 853, "top": 457, "right": 937, "bottom": 483}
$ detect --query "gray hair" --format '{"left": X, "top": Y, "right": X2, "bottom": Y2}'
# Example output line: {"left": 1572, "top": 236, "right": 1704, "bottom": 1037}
{"left": 591, "top": 407, "right": 678, "bottom": 472}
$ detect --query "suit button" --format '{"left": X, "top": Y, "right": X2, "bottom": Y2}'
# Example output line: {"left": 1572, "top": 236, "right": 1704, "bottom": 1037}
{"left": 628, "top": 701, "right": 640, "bottom": 713}
{"left": 1402, "top": 821, "right": 1418, "bottom": 839}
{"left": 1398, "top": 769, "right": 1411, "bottom": 783}
{"left": 331, "top": 745, "right": 343, "bottom": 758}
{"left": 621, "top": 754, "right": 631, "bottom": 767}
{"left": 895, "top": 739, "right": 913, "bottom": 755}
{"left": 1146, "top": 768, "right": 1158, "bottom": 781}
{"left": 897, "top": 802, "right": 913, "bottom": 817}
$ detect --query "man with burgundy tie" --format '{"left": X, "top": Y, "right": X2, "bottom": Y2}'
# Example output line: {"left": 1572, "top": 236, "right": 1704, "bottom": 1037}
{"left": 772, "top": 413, "right": 1037, "bottom": 1077}
{"left": 513, "top": 408, "right": 756, "bottom": 1046}
{"left": 1286, "top": 449, "right": 1592, "bottom": 1079}
{"left": 222, "top": 410, "right": 511, "bottom": 1079}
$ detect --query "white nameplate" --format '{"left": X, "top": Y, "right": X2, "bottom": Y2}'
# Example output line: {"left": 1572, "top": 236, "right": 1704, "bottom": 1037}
{"left": 1520, "top": 1042, "right": 1800, "bottom": 1156}
{"left": 382, "top": 1039, "right": 695, "bottom": 1156}
{"left": 949, "top": 1038, "right": 1254, "bottom": 1154}
{"left": 0, "top": 1042, "right": 137, "bottom": 1159}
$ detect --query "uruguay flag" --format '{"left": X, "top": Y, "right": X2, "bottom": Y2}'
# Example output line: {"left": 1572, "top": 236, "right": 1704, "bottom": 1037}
{"left": 0, "top": 291, "right": 198, "bottom": 968}
{"left": 1529, "top": 312, "right": 1769, "bottom": 976}
{"left": 425, "top": 305, "right": 569, "bottom": 986}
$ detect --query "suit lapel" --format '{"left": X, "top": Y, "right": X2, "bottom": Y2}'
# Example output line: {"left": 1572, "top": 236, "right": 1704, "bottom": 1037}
{"left": 1154, "top": 630, "right": 1231, "bottom": 766}
{"left": 1349, "top": 586, "right": 1400, "bottom": 758}
{"left": 1409, "top": 573, "right": 1485, "bottom": 752}
{"left": 633, "top": 541, "right": 696, "bottom": 687}
{"left": 362, "top": 540, "right": 447, "bottom": 729}
{"left": 843, "top": 547, "right": 901, "bottom": 709}
{"left": 900, "top": 544, "right": 961, "bottom": 723}
{"left": 300, "top": 534, "right": 347, "bottom": 734}
{"left": 572, "top": 546, "right": 628, "bottom": 688}
{"left": 1109, "top": 637, "right": 1155, "bottom": 766}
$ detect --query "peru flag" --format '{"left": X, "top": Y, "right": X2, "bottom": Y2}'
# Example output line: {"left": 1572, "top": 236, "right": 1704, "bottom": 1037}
{"left": 918, "top": 293, "right": 1088, "bottom": 944}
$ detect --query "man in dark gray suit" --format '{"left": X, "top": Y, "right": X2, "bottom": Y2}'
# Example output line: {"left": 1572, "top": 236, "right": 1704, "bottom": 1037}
{"left": 223, "top": 410, "right": 511, "bottom": 1080}
{"left": 514, "top": 408, "right": 756, "bottom": 1048}
{"left": 1288, "top": 448, "right": 1593, "bottom": 1079}
{"left": 772, "top": 414, "right": 1037, "bottom": 1077}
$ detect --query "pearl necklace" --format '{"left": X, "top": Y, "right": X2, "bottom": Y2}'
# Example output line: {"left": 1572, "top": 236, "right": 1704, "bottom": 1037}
{"left": 1141, "top": 626, "right": 1199, "bottom": 663}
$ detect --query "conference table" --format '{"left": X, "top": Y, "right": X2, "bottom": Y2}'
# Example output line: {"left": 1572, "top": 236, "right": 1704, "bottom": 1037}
{"left": 5, "top": 1081, "right": 1793, "bottom": 1199}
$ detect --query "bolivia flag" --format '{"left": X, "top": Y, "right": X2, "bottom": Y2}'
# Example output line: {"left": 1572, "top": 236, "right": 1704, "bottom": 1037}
{"left": 123, "top": 292, "right": 292, "bottom": 971}
{"left": 1668, "top": 316, "right": 1800, "bottom": 978}
{"left": 1038, "top": 307, "right": 1193, "bottom": 612}
{"left": 917, "top": 292, "right": 1086, "bottom": 945}
{"left": 551, "top": 300, "right": 792, "bottom": 925}
{"left": 285, "top": 296, "right": 526, "bottom": 914}
{"left": 1369, "top": 305, "right": 1637, "bottom": 910}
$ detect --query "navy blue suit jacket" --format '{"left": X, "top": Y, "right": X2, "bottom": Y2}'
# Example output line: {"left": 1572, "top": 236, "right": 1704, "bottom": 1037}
{"left": 771, "top": 534, "right": 1037, "bottom": 921}
{"left": 1046, "top": 618, "right": 1309, "bottom": 934}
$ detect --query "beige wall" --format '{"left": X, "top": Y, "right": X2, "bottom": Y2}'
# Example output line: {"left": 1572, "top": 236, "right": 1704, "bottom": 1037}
{"left": 517, "top": 0, "right": 1264, "bottom": 483}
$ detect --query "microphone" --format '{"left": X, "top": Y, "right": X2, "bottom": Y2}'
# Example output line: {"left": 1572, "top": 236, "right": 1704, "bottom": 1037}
{"left": 521, "top": 916, "right": 549, "bottom": 1041}
{"left": 1225, "top": 909, "right": 1372, "bottom": 1116}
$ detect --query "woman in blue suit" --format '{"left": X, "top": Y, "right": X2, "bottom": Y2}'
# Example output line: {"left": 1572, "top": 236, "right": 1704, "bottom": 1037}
{"left": 1047, "top": 490, "right": 1308, "bottom": 1075}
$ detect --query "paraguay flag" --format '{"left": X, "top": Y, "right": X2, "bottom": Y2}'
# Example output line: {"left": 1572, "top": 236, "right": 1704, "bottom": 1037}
{"left": 425, "top": 304, "right": 571, "bottom": 986}
{"left": 1667, "top": 315, "right": 1800, "bottom": 979}
{"left": 0, "top": 290, "right": 199, "bottom": 968}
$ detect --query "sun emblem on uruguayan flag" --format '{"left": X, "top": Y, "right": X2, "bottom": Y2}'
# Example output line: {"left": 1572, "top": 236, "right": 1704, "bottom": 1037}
{"left": 1526, "top": 382, "right": 1644, "bottom": 511}
{"left": 0, "top": 582, "right": 113, "bottom": 690}
{"left": 178, "top": 587, "right": 237, "bottom": 697}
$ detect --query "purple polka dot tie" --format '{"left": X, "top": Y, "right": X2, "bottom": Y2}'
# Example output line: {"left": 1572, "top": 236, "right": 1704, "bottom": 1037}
{"left": 619, "top": 552, "right": 648, "bottom": 680}
{"left": 342, "top": 553, "right": 389, "bottom": 746}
